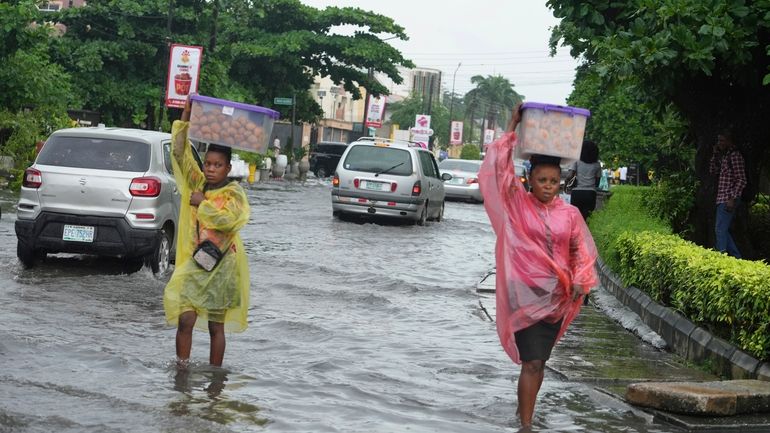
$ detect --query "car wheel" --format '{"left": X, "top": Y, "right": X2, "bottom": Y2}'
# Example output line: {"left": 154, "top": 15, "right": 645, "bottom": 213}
{"left": 416, "top": 204, "right": 428, "bottom": 226}
{"left": 316, "top": 166, "right": 328, "bottom": 178}
{"left": 17, "top": 241, "right": 43, "bottom": 269}
{"left": 436, "top": 202, "right": 445, "bottom": 222}
{"left": 145, "top": 228, "right": 171, "bottom": 276}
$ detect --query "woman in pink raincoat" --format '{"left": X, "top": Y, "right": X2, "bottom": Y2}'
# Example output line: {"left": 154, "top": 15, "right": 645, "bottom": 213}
{"left": 478, "top": 106, "right": 597, "bottom": 429}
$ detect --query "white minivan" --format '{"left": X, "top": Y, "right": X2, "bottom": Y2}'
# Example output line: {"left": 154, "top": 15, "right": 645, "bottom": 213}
{"left": 331, "top": 137, "right": 451, "bottom": 225}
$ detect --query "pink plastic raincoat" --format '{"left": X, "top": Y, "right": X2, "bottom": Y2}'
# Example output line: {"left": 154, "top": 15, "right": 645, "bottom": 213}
{"left": 479, "top": 132, "right": 597, "bottom": 364}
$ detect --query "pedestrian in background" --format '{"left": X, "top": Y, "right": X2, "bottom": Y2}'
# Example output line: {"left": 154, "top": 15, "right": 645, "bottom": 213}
{"left": 273, "top": 135, "right": 281, "bottom": 156}
{"left": 164, "top": 96, "right": 251, "bottom": 367}
{"left": 478, "top": 105, "right": 598, "bottom": 431}
{"left": 619, "top": 166, "right": 628, "bottom": 184}
{"left": 709, "top": 129, "right": 746, "bottom": 258}
{"left": 568, "top": 140, "right": 602, "bottom": 221}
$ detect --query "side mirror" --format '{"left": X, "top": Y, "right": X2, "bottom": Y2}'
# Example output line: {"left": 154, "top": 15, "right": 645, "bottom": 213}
{"left": 441, "top": 172, "right": 453, "bottom": 181}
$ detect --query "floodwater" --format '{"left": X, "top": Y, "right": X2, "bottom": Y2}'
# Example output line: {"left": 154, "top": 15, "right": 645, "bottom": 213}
{"left": 0, "top": 183, "right": 680, "bottom": 432}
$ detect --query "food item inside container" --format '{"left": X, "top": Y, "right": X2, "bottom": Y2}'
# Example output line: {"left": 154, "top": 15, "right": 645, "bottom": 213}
{"left": 187, "top": 95, "right": 278, "bottom": 153}
{"left": 516, "top": 102, "right": 590, "bottom": 166}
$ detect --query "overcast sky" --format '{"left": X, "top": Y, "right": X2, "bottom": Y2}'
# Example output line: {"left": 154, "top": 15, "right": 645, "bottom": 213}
{"left": 300, "top": 0, "right": 580, "bottom": 105}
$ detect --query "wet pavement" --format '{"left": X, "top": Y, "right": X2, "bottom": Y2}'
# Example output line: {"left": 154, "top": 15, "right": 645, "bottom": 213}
{"left": 0, "top": 182, "right": 722, "bottom": 432}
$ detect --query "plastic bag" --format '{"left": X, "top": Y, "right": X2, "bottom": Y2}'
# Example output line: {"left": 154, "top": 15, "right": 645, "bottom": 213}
{"left": 598, "top": 170, "right": 609, "bottom": 191}
{"left": 478, "top": 132, "right": 598, "bottom": 364}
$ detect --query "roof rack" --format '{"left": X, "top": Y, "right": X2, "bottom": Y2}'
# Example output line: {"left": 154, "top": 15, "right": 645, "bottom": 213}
{"left": 354, "top": 136, "right": 422, "bottom": 148}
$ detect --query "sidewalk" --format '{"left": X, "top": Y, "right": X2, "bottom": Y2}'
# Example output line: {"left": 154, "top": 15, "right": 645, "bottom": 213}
{"left": 476, "top": 271, "right": 770, "bottom": 432}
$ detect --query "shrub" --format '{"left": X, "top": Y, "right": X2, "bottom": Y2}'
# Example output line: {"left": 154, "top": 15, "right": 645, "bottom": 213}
{"left": 641, "top": 171, "right": 698, "bottom": 235}
{"left": 459, "top": 144, "right": 481, "bottom": 160}
{"left": 748, "top": 198, "right": 770, "bottom": 260}
{"left": 588, "top": 185, "right": 671, "bottom": 270}
{"left": 616, "top": 231, "right": 770, "bottom": 360}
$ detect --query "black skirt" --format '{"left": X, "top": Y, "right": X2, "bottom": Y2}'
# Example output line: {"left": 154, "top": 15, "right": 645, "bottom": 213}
{"left": 514, "top": 319, "right": 563, "bottom": 362}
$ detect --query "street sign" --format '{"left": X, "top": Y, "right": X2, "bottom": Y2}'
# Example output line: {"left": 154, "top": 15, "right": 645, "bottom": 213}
{"left": 409, "top": 127, "right": 434, "bottom": 136}
{"left": 274, "top": 97, "right": 293, "bottom": 106}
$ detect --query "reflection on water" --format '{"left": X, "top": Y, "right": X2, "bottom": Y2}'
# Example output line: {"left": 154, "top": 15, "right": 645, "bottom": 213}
{"left": 0, "top": 183, "right": 686, "bottom": 432}
{"left": 170, "top": 364, "right": 268, "bottom": 427}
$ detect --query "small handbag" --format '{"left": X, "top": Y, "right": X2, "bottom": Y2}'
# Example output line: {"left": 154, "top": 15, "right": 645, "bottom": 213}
{"left": 565, "top": 172, "right": 577, "bottom": 194}
{"left": 193, "top": 239, "right": 224, "bottom": 272}
{"left": 193, "top": 220, "right": 224, "bottom": 271}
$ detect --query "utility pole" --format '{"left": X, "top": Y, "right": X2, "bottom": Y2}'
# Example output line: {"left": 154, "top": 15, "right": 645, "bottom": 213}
{"left": 158, "top": 0, "right": 174, "bottom": 130}
{"left": 361, "top": 67, "right": 374, "bottom": 137}
{"left": 447, "top": 62, "right": 461, "bottom": 145}
{"left": 291, "top": 90, "right": 296, "bottom": 162}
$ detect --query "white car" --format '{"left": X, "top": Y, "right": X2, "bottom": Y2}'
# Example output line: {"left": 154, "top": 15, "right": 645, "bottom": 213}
{"left": 15, "top": 125, "right": 202, "bottom": 274}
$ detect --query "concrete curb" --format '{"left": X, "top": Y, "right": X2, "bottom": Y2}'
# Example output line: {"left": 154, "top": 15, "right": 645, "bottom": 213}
{"left": 595, "top": 257, "right": 769, "bottom": 381}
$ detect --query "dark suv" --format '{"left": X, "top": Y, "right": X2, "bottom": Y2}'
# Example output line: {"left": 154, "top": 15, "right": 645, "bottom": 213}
{"left": 309, "top": 141, "right": 347, "bottom": 178}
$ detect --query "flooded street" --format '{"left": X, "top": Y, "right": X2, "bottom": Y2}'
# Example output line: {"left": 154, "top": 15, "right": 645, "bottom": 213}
{"left": 0, "top": 183, "right": 680, "bottom": 432}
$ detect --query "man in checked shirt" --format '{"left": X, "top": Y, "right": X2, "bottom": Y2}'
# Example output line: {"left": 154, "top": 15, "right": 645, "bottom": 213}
{"left": 709, "top": 129, "right": 747, "bottom": 258}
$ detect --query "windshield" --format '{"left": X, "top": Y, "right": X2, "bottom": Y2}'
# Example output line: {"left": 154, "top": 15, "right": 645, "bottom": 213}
{"left": 439, "top": 160, "right": 481, "bottom": 173}
{"left": 342, "top": 145, "right": 412, "bottom": 176}
{"left": 37, "top": 136, "right": 151, "bottom": 172}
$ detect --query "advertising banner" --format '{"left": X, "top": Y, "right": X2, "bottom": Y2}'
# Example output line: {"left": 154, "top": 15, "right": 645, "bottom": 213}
{"left": 484, "top": 128, "right": 495, "bottom": 145}
{"left": 166, "top": 44, "right": 203, "bottom": 108}
{"left": 450, "top": 121, "right": 463, "bottom": 145}
{"left": 415, "top": 114, "right": 431, "bottom": 130}
{"left": 365, "top": 96, "right": 387, "bottom": 128}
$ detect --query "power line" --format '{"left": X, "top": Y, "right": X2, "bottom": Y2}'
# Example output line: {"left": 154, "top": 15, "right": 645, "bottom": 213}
{"left": 402, "top": 49, "right": 572, "bottom": 56}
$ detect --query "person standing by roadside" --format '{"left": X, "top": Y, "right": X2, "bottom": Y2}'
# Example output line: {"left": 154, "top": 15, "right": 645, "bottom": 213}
{"left": 568, "top": 140, "right": 602, "bottom": 221}
{"left": 478, "top": 104, "right": 598, "bottom": 431}
{"left": 709, "top": 129, "right": 746, "bottom": 258}
{"left": 164, "top": 96, "right": 251, "bottom": 367}
{"left": 272, "top": 135, "right": 281, "bottom": 156}
{"left": 619, "top": 165, "right": 628, "bottom": 184}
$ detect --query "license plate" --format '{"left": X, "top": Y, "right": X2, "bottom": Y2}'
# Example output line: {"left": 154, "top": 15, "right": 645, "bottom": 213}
{"left": 362, "top": 181, "right": 385, "bottom": 191}
{"left": 63, "top": 224, "right": 95, "bottom": 242}
{"left": 449, "top": 177, "right": 465, "bottom": 184}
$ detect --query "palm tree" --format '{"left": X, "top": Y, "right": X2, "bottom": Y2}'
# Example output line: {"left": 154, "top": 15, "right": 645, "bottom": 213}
{"left": 464, "top": 75, "right": 524, "bottom": 135}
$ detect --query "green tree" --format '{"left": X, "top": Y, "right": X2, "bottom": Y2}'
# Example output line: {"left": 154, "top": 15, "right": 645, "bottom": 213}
{"left": 51, "top": 0, "right": 413, "bottom": 128}
{"left": 548, "top": 0, "right": 770, "bottom": 252}
{"left": 0, "top": 2, "right": 72, "bottom": 181}
{"left": 387, "top": 93, "right": 449, "bottom": 147}
{"left": 567, "top": 66, "right": 692, "bottom": 176}
{"left": 464, "top": 74, "right": 524, "bottom": 142}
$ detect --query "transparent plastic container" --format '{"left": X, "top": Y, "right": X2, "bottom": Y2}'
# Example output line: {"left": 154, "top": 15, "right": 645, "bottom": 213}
{"left": 188, "top": 95, "right": 279, "bottom": 153}
{"left": 515, "top": 102, "right": 590, "bottom": 166}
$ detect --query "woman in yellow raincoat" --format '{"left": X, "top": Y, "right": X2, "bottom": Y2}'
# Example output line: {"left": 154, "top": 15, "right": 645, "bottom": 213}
{"left": 164, "top": 98, "right": 251, "bottom": 367}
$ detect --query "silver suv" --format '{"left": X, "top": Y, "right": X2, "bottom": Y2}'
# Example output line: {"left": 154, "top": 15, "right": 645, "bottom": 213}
{"left": 331, "top": 137, "right": 451, "bottom": 224}
{"left": 15, "top": 125, "right": 201, "bottom": 274}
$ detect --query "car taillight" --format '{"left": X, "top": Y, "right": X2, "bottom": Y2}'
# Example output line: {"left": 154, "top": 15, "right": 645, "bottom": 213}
{"left": 23, "top": 168, "right": 42, "bottom": 189}
{"left": 332, "top": 174, "right": 340, "bottom": 187}
{"left": 129, "top": 177, "right": 161, "bottom": 197}
{"left": 466, "top": 177, "right": 478, "bottom": 184}
{"left": 411, "top": 180, "right": 422, "bottom": 196}
{"left": 353, "top": 178, "right": 360, "bottom": 188}
{"left": 390, "top": 182, "right": 397, "bottom": 192}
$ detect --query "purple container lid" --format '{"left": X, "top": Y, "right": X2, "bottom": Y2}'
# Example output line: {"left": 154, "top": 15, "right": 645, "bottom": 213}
{"left": 521, "top": 102, "right": 591, "bottom": 117}
{"left": 191, "top": 94, "right": 280, "bottom": 120}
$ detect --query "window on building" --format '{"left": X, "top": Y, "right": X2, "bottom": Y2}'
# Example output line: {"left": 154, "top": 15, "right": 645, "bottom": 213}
{"left": 39, "top": 1, "right": 63, "bottom": 11}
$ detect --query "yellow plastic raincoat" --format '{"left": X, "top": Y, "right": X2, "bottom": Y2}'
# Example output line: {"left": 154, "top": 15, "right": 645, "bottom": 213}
{"left": 163, "top": 121, "right": 251, "bottom": 332}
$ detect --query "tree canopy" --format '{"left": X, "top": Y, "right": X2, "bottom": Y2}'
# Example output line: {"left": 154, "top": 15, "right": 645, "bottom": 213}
{"left": 548, "top": 0, "right": 770, "bottom": 250}
{"left": 386, "top": 93, "right": 449, "bottom": 147}
{"left": 49, "top": 0, "right": 414, "bottom": 127}
{"left": 464, "top": 75, "right": 524, "bottom": 133}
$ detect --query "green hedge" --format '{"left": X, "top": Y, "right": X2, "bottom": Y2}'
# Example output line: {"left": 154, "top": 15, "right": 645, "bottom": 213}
{"left": 616, "top": 231, "right": 769, "bottom": 360}
{"left": 588, "top": 185, "right": 671, "bottom": 270}
{"left": 590, "top": 186, "right": 770, "bottom": 361}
